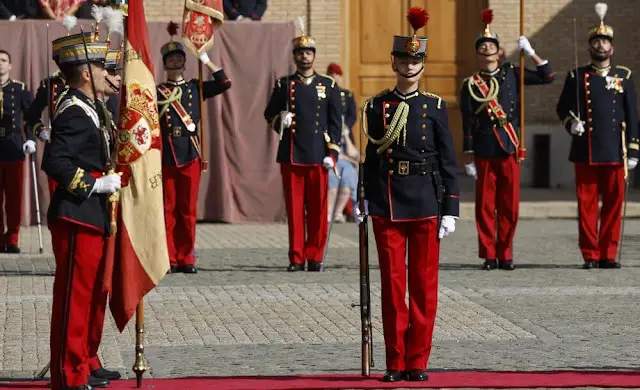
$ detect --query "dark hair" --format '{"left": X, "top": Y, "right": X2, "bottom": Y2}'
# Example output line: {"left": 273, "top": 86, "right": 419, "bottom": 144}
{"left": 59, "top": 63, "right": 87, "bottom": 86}
{"left": 0, "top": 50, "right": 11, "bottom": 63}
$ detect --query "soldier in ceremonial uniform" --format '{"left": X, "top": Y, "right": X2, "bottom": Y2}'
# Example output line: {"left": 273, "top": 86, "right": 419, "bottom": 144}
{"left": 459, "top": 9, "right": 554, "bottom": 271}
{"left": 326, "top": 62, "right": 359, "bottom": 223}
{"left": 263, "top": 25, "right": 342, "bottom": 272}
{"left": 556, "top": 3, "right": 638, "bottom": 269}
{"left": 158, "top": 23, "right": 231, "bottom": 274}
{"left": 0, "top": 49, "right": 36, "bottom": 254}
{"left": 103, "top": 48, "right": 122, "bottom": 123}
{"left": 360, "top": 7, "right": 458, "bottom": 382}
{"left": 42, "top": 35, "right": 122, "bottom": 390}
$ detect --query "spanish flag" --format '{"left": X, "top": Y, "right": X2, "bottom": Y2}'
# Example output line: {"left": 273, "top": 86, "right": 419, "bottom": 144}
{"left": 108, "top": 0, "right": 170, "bottom": 331}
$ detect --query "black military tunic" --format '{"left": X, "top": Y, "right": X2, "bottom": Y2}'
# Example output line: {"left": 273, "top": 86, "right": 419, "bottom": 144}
{"left": 42, "top": 88, "right": 109, "bottom": 233}
{"left": 157, "top": 69, "right": 231, "bottom": 167}
{"left": 460, "top": 61, "right": 555, "bottom": 158}
{"left": 556, "top": 64, "right": 640, "bottom": 163}
{"left": 26, "top": 72, "right": 68, "bottom": 139}
{"left": 264, "top": 72, "right": 342, "bottom": 164}
{"left": 0, "top": 79, "right": 34, "bottom": 162}
{"left": 362, "top": 88, "right": 459, "bottom": 220}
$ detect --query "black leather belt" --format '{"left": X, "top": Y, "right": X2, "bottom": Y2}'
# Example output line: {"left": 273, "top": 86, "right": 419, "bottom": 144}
{"left": 382, "top": 158, "right": 438, "bottom": 176}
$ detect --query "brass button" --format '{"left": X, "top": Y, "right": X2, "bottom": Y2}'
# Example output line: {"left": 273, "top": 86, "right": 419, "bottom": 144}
{"left": 613, "top": 100, "right": 616, "bottom": 103}
{"left": 314, "top": 130, "right": 318, "bottom": 133}
{"left": 388, "top": 170, "right": 394, "bottom": 175}
{"left": 389, "top": 158, "right": 394, "bottom": 163}
{"left": 587, "top": 100, "right": 591, "bottom": 104}
{"left": 385, "top": 113, "right": 390, "bottom": 118}
{"left": 384, "top": 103, "right": 390, "bottom": 108}
{"left": 586, "top": 82, "right": 590, "bottom": 86}
{"left": 422, "top": 104, "right": 427, "bottom": 109}
{"left": 421, "top": 136, "right": 426, "bottom": 141}
{"left": 291, "top": 129, "right": 296, "bottom": 133}
{"left": 588, "top": 118, "right": 592, "bottom": 122}
{"left": 291, "top": 104, "right": 295, "bottom": 109}
{"left": 315, "top": 121, "right": 319, "bottom": 125}
{"left": 588, "top": 109, "right": 592, "bottom": 113}
{"left": 316, "top": 113, "right": 320, "bottom": 117}
{"left": 292, "top": 120, "right": 296, "bottom": 125}
{"left": 291, "top": 96, "right": 295, "bottom": 100}
{"left": 421, "top": 124, "right": 426, "bottom": 128}
{"left": 421, "top": 113, "right": 426, "bottom": 118}
{"left": 586, "top": 90, "right": 590, "bottom": 95}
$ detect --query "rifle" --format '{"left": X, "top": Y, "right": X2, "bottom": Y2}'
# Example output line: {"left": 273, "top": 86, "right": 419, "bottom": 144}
{"left": 79, "top": 27, "right": 119, "bottom": 236}
{"left": 354, "top": 161, "right": 374, "bottom": 375}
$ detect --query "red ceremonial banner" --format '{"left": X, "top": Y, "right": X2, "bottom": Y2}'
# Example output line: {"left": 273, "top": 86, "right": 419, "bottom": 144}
{"left": 182, "top": 0, "right": 224, "bottom": 56}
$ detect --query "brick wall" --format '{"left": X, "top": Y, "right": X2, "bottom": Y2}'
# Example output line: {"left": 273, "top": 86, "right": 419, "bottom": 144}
{"left": 143, "top": 0, "right": 343, "bottom": 74}
{"left": 488, "top": 0, "right": 640, "bottom": 123}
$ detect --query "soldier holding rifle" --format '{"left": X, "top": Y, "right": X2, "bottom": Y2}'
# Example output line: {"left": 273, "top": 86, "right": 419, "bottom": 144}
{"left": 358, "top": 6, "right": 459, "bottom": 382}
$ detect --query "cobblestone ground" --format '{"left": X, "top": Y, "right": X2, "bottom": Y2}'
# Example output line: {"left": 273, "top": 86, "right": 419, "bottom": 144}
{"left": 2, "top": 219, "right": 640, "bottom": 389}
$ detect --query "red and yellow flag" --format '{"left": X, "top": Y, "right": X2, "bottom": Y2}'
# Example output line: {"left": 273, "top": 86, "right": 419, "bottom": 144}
{"left": 108, "top": 0, "right": 170, "bottom": 331}
{"left": 182, "top": 0, "right": 224, "bottom": 57}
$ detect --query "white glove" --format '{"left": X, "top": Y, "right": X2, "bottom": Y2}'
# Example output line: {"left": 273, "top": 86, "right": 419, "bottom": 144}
{"left": 9, "top": 15, "right": 16, "bottom": 21}
{"left": 235, "top": 15, "right": 244, "bottom": 21}
{"left": 570, "top": 121, "right": 585, "bottom": 135}
{"left": 38, "top": 127, "right": 51, "bottom": 142}
{"left": 355, "top": 200, "right": 369, "bottom": 225}
{"left": 342, "top": 126, "right": 350, "bottom": 138}
{"left": 92, "top": 173, "right": 121, "bottom": 194}
{"left": 464, "top": 162, "right": 477, "bottom": 180}
{"left": 438, "top": 216, "right": 456, "bottom": 239}
{"left": 516, "top": 36, "right": 535, "bottom": 57}
{"left": 322, "top": 156, "right": 334, "bottom": 170}
{"left": 22, "top": 140, "right": 36, "bottom": 154}
{"left": 629, "top": 158, "right": 638, "bottom": 170}
{"left": 199, "top": 52, "right": 210, "bottom": 64}
{"left": 280, "top": 111, "right": 293, "bottom": 128}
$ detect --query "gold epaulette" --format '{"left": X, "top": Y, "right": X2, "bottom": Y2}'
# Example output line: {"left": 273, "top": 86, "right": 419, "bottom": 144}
{"left": 616, "top": 65, "right": 632, "bottom": 79}
{"left": 421, "top": 91, "right": 442, "bottom": 109}
{"left": 460, "top": 77, "right": 471, "bottom": 90}
{"left": 12, "top": 80, "right": 25, "bottom": 90}
{"left": 319, "top": 73, "right": 336, "bottom": 88}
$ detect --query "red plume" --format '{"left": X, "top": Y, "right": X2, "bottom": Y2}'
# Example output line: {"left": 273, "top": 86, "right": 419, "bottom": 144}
{"left": 407, "top": 7, "right": 429, "bottom": 32}
{"left": 481, "top": 9, "right": 494, "bottom": 24}
{"left": 167, "top": 21, "right": 179, "bottom": 37}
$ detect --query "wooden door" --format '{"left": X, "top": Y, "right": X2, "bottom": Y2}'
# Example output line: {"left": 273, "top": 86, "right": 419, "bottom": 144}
{"left": 347, "top": 0, "right": 488, "bottom": 167}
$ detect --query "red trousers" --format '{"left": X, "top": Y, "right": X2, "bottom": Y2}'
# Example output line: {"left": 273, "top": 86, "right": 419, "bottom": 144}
{"left": 163, "top": 159, "right": 201, "bottom": 266}
{"left": 280, "top": 164, "right": 328, "bottom": 264}
{"left": 575, "top": 163, "right": 625, "bottom": 260}
{"left": 475, "top": 156, "right": 520, "bottom": 260}
{"left": 49, "top": 220, "right": 107, "bottom": 390}
{"left": 0, "top": 161, "right": 25, "bottom": 246}
{"left": 372, "top": 217, "right": 440, "bottom": 371}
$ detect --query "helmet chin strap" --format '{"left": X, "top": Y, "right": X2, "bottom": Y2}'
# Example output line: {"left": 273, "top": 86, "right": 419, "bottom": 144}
{"left": 106, "top": 78, "right": 119, "bottom": 93}
{"left": 477, "top": 50, "right": 499, "bottom": 57}
{"left": 391, "top": 56, "right": 425, "bottom": 79}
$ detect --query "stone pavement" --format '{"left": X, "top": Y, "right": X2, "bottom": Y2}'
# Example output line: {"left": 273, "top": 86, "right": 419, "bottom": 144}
{"left": 2, "top": 218, "right": 640, "bottom": 389}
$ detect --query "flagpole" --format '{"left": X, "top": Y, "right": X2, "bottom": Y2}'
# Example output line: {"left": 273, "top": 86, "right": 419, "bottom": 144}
{"left": 198, "top": 62, "right": 207, "bottom": 171}
{"left": 518, "top": 0, "right": 526, "bottom": 162}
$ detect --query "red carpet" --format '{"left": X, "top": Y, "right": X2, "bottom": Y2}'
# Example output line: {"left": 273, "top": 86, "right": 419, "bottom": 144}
{"left": 3, "top": 371, "right": 640, "bottom": 389}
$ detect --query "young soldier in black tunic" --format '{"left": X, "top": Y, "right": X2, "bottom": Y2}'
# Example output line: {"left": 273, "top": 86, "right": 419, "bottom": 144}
{"left": 360, "top": 7, "right": 459, "bottom": 382}
{"left": 556, "top": 3, "right": 639, "bottom": 269}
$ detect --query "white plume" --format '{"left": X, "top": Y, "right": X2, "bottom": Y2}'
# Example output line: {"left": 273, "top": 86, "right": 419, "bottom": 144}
{"left": 62, "top": 15, "right": 77, "bottom": 32}
{"left": 104, "top": 7, "right": 124, "bottom": 36}
{"left": 91, "top": 5, "right": 104, "bottom": 24}
{"left": 595, "top": 2, "right": 608, "bottom": 21}
{"left": 296, "top": 16, "right": 305, "bottom": 34}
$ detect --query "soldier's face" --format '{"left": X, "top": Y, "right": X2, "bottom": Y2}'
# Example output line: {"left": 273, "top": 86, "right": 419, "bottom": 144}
{"left": 589, "top": 38, "right": 614, "bottom": 61}
{"left": 0, "top": 53, "right": 11, "bottom": 75}
{"left": 164, "top": 53, "right": 186, "bottom": 71}
{"left": 476, "top": 41, "right": 499, "bottom": 62}
{"left": 293, "top": 49, "right": 315, "bottom": 70}
{"left": 105, "top": 71, "right": 121, "bottom": 95}
{"left": 393, "top": 56, "right": 424, "bottom": 82}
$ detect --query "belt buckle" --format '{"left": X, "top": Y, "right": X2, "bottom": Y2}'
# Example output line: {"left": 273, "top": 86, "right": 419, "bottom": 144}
{"left": 398, "top": 161, "right": 409, "bottom": 176}
{"left": 498, "top": 117, "right": 508, "bottom": 127}
{"left": 172, "top": 127, "right": 182, "bottom": 137}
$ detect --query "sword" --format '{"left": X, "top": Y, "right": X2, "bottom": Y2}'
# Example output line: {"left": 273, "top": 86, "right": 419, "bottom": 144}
{"left": 279, "top": 11, "right": 290, "bottom": 141}
{"left": 321, "top": 164, "right": 345, "bottom": 269}
{"left": 616, "top": 122, "right": 629, "bottom": 266}
{"left": 46, "top": 23, "right": 52, "bottom": 129}
{"left": 572, "top": 18, "right": 583, "bottom": 137}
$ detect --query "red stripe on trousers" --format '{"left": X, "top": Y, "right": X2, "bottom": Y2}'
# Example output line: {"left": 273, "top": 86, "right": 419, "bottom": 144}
{"left": 371, "top": 217, "right": 439, "bottom": 371}
{"left": 0, "top": 161, "right": 24, "bottom": 246}
{"left": 162, "top": 158, "right": 201, "bottom": 266}
{"left": 574, "top": 163, "right": 624, "bottom": 260}
{"left": 280, "top": 164, "right": 328, "bottom": 264}
{"left": 49, "top": 220, "right": 107, "bottom": 390}
{"left": 474, "top": 156, "right": 520, "bottom": 260}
